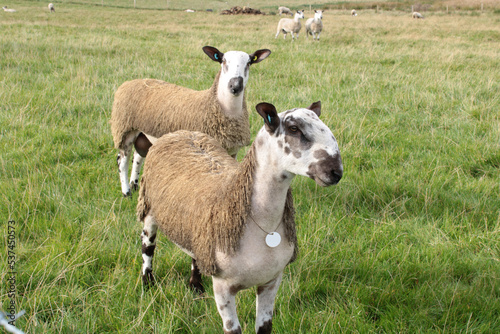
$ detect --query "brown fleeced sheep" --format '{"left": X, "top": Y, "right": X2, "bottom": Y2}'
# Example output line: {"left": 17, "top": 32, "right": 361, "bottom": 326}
{"left": 110, "top": 46, "right": 271, "bottom": 197}
{"left": 137, "top": 101, "right": 343, "bottom": 333}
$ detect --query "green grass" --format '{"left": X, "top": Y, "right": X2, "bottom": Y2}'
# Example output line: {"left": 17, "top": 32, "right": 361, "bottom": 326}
{"left": 1, "top": 1, "right": 499, "bottom": 332}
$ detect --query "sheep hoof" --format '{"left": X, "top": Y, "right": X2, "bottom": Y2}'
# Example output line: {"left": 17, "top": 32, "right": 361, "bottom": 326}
{"left": 130, "top": 180, "right": 139, "bottom": 192}
{"left": 189, "top": 280, "right": 205, "bottom": 294}
{"left": 142, "top": 270, "right": 155, "bottom": 288}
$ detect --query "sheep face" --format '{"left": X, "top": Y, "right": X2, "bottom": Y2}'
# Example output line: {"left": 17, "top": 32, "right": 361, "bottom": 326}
{"left": 256, "top": 102, "right": 343, "bottom": 186}
{"left": 296, "top": 10, "right": 305, "bottom": 19}
{"left": 314, "top": 10, "right": 323, "bottom": 20}
{"left": 203, "top": 46, "right": 271, "bottom": 97}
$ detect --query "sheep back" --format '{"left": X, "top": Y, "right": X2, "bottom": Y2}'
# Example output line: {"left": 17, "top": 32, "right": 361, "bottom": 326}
{"left": 137, "top": 131, "right": 297, "bottom": 276}
{"left": 110, "top": 72, "right": 251, "bottom": 155}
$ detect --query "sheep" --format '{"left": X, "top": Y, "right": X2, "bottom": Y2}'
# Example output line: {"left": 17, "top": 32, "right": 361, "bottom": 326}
{"left": 305, "top": 10, "right": 323, "bottom": 41}
{"left": 137, "top": 101, "right": 343, "bottom": 333}
{"left": 48, "top": 3, "right": 55, "bottom": 12}
{"left": 278, "top": 6, "right": 292, "bottom": 16}
{"left": 412, "top": 11, "right": 424, "bottom": 19}
{"left": 2, "top": 6, "right": 16, "bottom": 12}
{"left": 275, "top": 10, "right": 304, "bottom": 41}
{"left": 110, "top": 46, "right": 271, "bottom": 197}
{"left": 351, "top": 9, "right": 357, "bottom": 16}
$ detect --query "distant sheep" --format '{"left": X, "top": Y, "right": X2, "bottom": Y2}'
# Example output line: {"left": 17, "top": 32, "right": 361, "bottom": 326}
{"left": 48, "top": 3, "right": 55, "bottom": 12}
{"left": 306, "top": 10, "right": 323, "bottom": 41}
{"left": 351, "top": 9, "right": 357, "bottom": 16}
{"left": 278, "top": 6, "right": 293, "bottom": 16}
{"left": 275, "top": 10, "right": 304, "bottom": 41}
{"left": 137, "top": 101, "right": 343, "bottom": 333}
{"left": 412, "top": 11, "right": 424, "bottom": 19}
{"left": 110, "top": 46, "right": 271, "bottom": 196}
{"left": 2, "top": 6, "right": 16, "bottom": 12}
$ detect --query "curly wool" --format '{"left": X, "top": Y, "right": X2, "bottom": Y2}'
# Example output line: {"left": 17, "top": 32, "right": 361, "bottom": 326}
{"left": 137, "top": 131, "right": 296, "bottom": 276}
{"left": 110, "top": 71, "right": 251, "bottom": 155}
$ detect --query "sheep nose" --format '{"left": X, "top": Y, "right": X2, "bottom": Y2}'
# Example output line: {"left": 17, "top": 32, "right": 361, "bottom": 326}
{"left": 331, "top": 169, "right": 343, "bottom": 184}
{"left": 228, "top": 77, "right": 244, "bottom": 95}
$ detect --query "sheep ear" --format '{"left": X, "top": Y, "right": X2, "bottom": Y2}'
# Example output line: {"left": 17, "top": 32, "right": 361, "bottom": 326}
{"left": 307, "top": 101, "right": 321, "bottom": 117}
{"left": 249, "top": 49, "right": 271, "bottom": 65}
{"left": 203, "top": 46, "right": 224, "bottom": 63}
{"left": 256, "top": 102, "right": 280, "bottom": 133}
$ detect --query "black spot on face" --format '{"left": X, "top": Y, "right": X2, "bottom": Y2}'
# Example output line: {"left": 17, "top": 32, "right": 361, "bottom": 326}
{"left": 284, "top": 146, "right": 291, "bottom": 155}
{"left": 307, "top": 149, "right": 343, "bottom": 186}
{"left": 277, "top": 140, "right": 283, "bottom": 148}
{"left": 149, "top": 234, "right": 156, "bottom": 244}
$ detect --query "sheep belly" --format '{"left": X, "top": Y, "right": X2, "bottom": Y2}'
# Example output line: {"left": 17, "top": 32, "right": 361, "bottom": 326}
{"left": 214, "top": 221, "right": 294, "bottom": 288}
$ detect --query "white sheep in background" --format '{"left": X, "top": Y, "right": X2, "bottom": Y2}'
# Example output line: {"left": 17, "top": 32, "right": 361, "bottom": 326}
{"left": 137, "top": 101, "right": 343, "bottom": 333}
{"left": 275, "top": 10, "right": 304, "bottom": 41}
{"left": 305, "top": 10, "right": 324, "bottom": 41}
{"left": 351, "top": 9, "right": 357, "bottom": 16}
{"left": 2, "top": 6, "right": 17, "bottom": 12}
{"left": 278, "top": 6, "right": 293, "bottom": 16}
{"left": 412, "top": 11, "right": 424, "bottom": 19}
{"left": 48, "top": 3, "right": 55, "bottom": 12}
{"left": 110, "top": 46, "right": 271, "bottom": 197}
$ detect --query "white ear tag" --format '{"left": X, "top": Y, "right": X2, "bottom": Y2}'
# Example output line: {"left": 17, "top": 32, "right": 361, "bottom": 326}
{"left": 265, "top": 232, "right": 281, "bottom": 248}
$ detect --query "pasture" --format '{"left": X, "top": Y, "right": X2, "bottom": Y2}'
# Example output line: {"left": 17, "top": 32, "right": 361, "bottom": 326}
{"left": 1, "top": 0, "right": 499, "bottom": 332}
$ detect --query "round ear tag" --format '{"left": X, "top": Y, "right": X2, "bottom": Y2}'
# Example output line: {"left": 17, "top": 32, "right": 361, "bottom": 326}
{"left": 253, "top": 55, "right": 258, "bottom": 62}
{"left": 265, "top": 232, "right": 281, "bottom": 248}
{"left": 214, "top": 53, "right": 219, "bottom": 60}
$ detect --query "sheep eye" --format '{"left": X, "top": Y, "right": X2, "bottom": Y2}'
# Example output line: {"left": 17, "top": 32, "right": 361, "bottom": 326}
{"left": 289, "top": 126, "right": 299, "bottom": 132}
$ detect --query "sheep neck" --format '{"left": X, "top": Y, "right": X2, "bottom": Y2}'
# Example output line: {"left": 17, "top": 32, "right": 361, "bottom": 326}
{"left": 248, "top": 133, "right": 293, "bottom": 231}
{"left": 214, "top": 70, "right": 246, "bottom": 118}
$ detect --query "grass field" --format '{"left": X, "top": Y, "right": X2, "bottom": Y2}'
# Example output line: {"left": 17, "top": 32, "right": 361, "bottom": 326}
{"left": 1, "top": 0, "right": 499, "bottom": 333}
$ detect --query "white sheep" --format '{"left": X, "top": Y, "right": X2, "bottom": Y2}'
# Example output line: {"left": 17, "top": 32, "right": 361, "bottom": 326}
{"left": 275, "top": 10, "right": 304, "bottom": 41}
{"left": 48, "top": 3, "right": 55, "bottom": 12}
{"left": 137, "top": 101, "right": 343, "bottom": 333}
{"left": 412, "top": 11, "right": 424, "bottom": 19}
{"left": 110, "top": 46, "right": 271, "bottom": 197}
{"left": 305, "top": 10, "right": 324, "bottom": 41}
{"left": 2, "top": 6, "right": 17, "bottom": 12}
{"left": 351, "top": 9, "right": 357, "bottom": 16}
{"left": 278, "top": 6, "right": 292, "bottom": 16}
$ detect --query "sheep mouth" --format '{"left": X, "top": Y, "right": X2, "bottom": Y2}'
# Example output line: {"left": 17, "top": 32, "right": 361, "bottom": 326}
{"left": 312, "top": 173, "right": 342, "bottom": 187}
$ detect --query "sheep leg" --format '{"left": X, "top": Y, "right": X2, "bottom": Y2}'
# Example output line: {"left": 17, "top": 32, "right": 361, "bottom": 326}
{"left": 117, "top": 131, "right": 139, "bottom": 197}
{"left": 189, "top": 258, "right": 205, "bottom": 294}
{"left": 213, "top": 277, "right": 242, "bottom": 334}
{"left": 129, "top": 151, "right": 144, "bottom": 192}
{"left": 255, "top": 274, "right": 282, "bottom": 334}
{"left": 141, "top": 215, "right": 158, "bottom": 287}
{"left": 316, "top": 32, "right": 321, "bottom": 41}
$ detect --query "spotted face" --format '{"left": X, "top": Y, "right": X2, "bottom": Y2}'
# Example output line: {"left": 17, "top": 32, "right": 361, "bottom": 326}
{"left": 256, "top": 102, "right": 343, "bottom": 186}
{"left": 203, "top": 46, "right": 271, "bottom": 97}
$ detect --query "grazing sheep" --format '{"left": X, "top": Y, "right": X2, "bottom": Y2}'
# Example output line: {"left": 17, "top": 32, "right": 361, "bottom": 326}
{"left": 2, "top": 6, "right": 16, "bottom": 12}
{"left": 137, "top": 101, "right": 343, "bottom": 334}
{"left": 278, "top": 6, "right": 293, "bottom": 16}
{"left": 412, "top": 11, "right": 424, "bottom": 19}
{"left": 110, "top": 46, "right": 271, "bottom": 197}
{"left": 48, "top": 3, "right": 55, "bottom": 12}
{"left": 305, "top": 10, "right": 323, "bottom": 41}
{"left": 275, "top": 10, "right": 305, "bottom": 41}
{"left": 351, "top": 9, "right": 357, "bottom": 16}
